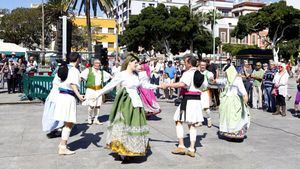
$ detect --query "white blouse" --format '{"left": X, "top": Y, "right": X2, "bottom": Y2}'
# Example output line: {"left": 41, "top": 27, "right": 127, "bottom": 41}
{"left": 97, "top": 71, "right": 158, "bottom": 107}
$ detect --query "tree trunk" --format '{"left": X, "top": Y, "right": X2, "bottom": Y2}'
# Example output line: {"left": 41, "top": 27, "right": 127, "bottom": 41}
{"left": 190, "top": 39, "right": 193, "bottom": 54}
{"left": 163, "top": 39, "right": 171, "bottom": 57}
{"left": 86, "top": 0, "right": 92, "bottom": 57}
{"left": 273, "top": 47, "right": 279, "bottom": 63}
{"left": 271, "top": 42, "right": 279, "bottom": 63}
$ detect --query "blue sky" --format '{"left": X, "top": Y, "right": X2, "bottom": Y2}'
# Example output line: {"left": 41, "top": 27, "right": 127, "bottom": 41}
{"left": 0, "top": 0, "right": 105, "bottom": 16}
{"left": 1, "top": 0, "right": 281, "bottom": 10}
{"left": 0, "top": 0, "right": 281, "bottom": 11}
{"left": 0, "top": 0, "right": 42, "bottom": 10}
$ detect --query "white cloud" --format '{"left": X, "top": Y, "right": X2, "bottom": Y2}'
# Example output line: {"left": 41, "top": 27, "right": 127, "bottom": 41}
{"left": 285, "top": 0, "right": 300, "bottom": 9}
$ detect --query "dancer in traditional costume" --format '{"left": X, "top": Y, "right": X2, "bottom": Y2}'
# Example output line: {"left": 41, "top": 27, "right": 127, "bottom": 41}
{"left": 199, "top": 60, "right": 214, "bottom": 128}
{"left": 138, "top": 63, "right": 161, "bottom": 117}
{"left": 52, "top": 53, "right": 85, "bottom": 155}
{"left": 215, "top": 66, "right": 250, "bottom": 140}
{"left": 81, "top": 59, "right": 112, "bottom": 125}
{"left": 165, "top": 54, "right": 205, "bottom": 158}
{"left": 95, "top": 54, "right": 162, "bottom": 160}
{"left": 42, "top": 70, "right": 64, "bottom": 138}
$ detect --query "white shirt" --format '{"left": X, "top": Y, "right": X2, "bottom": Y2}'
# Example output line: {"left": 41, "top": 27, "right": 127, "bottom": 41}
{"left": 180, "top": 67, "right": 206, "bottom": 92}
{"left": 26, "top": 61, "right": 37, "bottom": 71}
{"left": 80, "top": 67, "right": 111, "bottom": 86}
{"left": 111, "top": 66, "right": 121, "bottom": 77}
{"left": 59, "top": 66, "right": 80, "bottom": 90}
{"left": 200, "top": 70, "right": 214, "bottom": 91}
{"left": 152, "top": 62, "right": 163, "bottom": 78}
{"left": 97, "top": 71, "right": 158, "bottom": 107}
{"left": 273, "top": 71, "right": 289, "bottom": 97}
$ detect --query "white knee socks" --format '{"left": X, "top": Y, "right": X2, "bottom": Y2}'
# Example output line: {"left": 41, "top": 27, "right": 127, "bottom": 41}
{"left": 176, "top": 124, "right": 184, "bottom": 139}
{"left": 189, "top": 126, "right": 197, "bottom": 143}
{"left": 61, "top": 127, "right": 71, "bottom": 141}
{"left": 94, "top": 107, "right": 100, "bottom": 118}
{"left": 205, "top": 109, "right": 211, "bottom": 119}
{"left": 88, "top": 106, "right": 94, "bottom": 120}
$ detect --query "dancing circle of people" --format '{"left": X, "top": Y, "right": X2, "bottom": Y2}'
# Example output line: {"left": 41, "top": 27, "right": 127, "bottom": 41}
{"left": 43, "top": 52, "right": 293, "bottom": 161}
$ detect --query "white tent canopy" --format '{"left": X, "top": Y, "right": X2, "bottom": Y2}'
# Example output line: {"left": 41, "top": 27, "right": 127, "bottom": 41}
{"left": 0, "top": 41, "right": 28, "bottom": 57}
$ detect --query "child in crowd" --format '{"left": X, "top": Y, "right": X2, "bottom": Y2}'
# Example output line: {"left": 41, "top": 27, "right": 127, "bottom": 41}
{"left": 161, "top": 73, "right": 171, "bottom": 99}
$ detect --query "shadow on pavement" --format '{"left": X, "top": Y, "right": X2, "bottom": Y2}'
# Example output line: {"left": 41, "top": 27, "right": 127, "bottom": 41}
{"left": 70, "top": 123, "right": 89, "bottom": 137}
{"left": 217, "top": 133, "right": 246, "bottom": 143}
{"left": 68, "top": 123, "right": 103, "bottom": 151}
{"left": 149, "top": 138, "right": 177, "bottom": 144}
{"left": 96, "top": 115, "right": 109, "bottom": 123}
{"left": 109, "top": 148, "right": 153, "bottom": 164}
{"left": 288, "top": 108, "right": 300, "bottom": 118}
{"left": 182, "top": 133, "right": 207, "bottom": 149}
{"left": 146, "top": 115, "right": 162, "bottom": 121}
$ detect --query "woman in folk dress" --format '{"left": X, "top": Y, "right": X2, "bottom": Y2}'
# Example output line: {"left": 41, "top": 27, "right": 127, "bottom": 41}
{"left": 95, "top": 54, "right": 163, "bottom": 160}
{"left": 215, "top": 66, "right": 250, "bottom": 140}
{"left": 138, "top": 62, "right": 161, "bottom": 117}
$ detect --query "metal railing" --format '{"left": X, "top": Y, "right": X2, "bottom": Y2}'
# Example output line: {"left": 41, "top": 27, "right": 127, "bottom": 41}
{"left": 23, "top": 74, "right": 115, "bottom": 101}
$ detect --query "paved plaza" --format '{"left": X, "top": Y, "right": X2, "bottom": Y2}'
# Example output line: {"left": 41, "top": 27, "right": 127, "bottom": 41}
{"left": 0, "top": 80, "right": 300, "bottom": 169}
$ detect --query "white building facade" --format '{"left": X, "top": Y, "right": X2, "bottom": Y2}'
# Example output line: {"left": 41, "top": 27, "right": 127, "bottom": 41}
{"left": 193, "top": 0, "right": 269, "bottom": 55}
{"left": 115, "top": 0, "right": 193, "bottom": 32}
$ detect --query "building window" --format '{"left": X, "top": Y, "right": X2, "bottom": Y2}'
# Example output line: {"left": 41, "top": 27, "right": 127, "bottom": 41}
{"left": 108, "top": 28, "right": 114, "bottom": 34}
{"left": 142, "top": 3, "right": 145, "bottom": 8}
{"left": 167, "top": 0, "right": 172, "bottom": 2}
{"left": 221, "top": 32, "right": 227, "bottom": 43}
{"left": 93, "top": 27, "right": 102, "bottom": 34}
{"left": 108, "top": 42, "right": 114, "bottom": 48}
{"left": 149, "top": 3, "right": 155, "bottom": 7}
{"left": 252, "top": 35, "right": 256, "bottom": 45}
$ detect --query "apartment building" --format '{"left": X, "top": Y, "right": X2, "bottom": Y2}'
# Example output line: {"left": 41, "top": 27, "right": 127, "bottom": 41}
{"left": 73, "top": 16, "right": 117, "bottom": 54}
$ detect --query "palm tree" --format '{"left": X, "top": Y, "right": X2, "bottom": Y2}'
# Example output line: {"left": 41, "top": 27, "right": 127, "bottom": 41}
{"left": 67, "top": 0, "right": 114, "bottom": 55}
{"left": 45, "top": 0, "right": 114, "bottom": 57}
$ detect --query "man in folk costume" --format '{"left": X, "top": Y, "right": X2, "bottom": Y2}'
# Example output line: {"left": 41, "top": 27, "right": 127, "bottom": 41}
{"left": 164, "top": 54, "right": 205, "bottom": 158}
{"left": 81, "top": 59, "right": 112, "bottom": 125}
{"left": 199, "top": 60, "right": 214, "bottom": 128}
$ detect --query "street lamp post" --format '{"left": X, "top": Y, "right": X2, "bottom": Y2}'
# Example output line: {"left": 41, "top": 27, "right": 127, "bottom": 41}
{"left": 213, "top": 0, "right": 216, "bottom": 62}
{"left": 115, "top": 1, "right": 119, "bottom": 62}
{"left": 41, "top": 0, "right": 45, "bottom": 65}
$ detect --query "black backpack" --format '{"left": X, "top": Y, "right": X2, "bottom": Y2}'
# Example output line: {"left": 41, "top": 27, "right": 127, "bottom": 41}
{"left": 193, "top": 70, "right": 204, "bottom": 88}
{"left": 57, "top": 62, "right": 68, "bottom": 82}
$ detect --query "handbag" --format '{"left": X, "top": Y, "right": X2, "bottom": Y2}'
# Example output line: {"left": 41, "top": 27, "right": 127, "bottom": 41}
{"left": 271, "top": 86, "right": 278, "bottom": 96}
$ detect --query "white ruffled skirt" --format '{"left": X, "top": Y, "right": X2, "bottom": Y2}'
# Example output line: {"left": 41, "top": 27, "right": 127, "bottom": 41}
{"left": 53, "top": 93, "right": 77, "bottom": 123}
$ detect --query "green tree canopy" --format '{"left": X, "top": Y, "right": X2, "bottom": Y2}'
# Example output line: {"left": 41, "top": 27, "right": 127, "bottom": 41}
{"left": 0, "top": 8, "right": 52, "bottom": 50}
{"left": 222, "top": 44, "right": 258, "bottom": 56}
{"left": 120, "top": 4, "right": 217, "bottom": 57}
{"left": 232, "top": 1, "right": 300, "bottom": 62}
